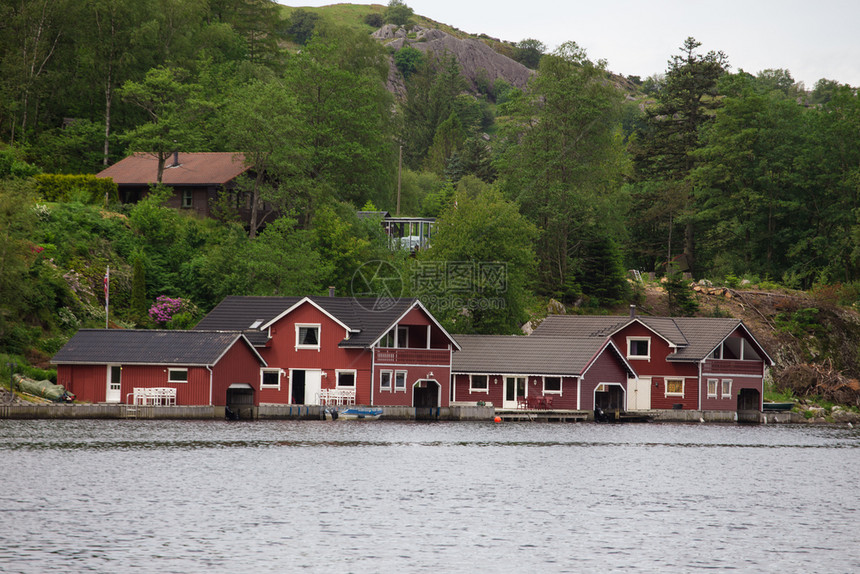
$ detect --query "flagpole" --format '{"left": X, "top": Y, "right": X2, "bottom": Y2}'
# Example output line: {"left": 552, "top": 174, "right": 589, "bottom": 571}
{"left": 105, "top": 266, "right": 110, "bottom": 329}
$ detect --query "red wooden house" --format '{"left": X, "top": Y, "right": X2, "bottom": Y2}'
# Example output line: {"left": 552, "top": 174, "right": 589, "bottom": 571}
{"left": 193, "top": 296, "right": 461, "bottom": 408}
{"left": 531, "top": 313, "right": 774, "bottom": 412}
{"left": 451, "top": 335, "right": 636, "bottom": 411}
{"left": 51, "top": 330, "right": 266, "bottom": 405}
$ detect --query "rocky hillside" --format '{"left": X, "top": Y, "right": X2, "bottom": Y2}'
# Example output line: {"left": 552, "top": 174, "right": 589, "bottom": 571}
{"left": 372, "top": 24, "right": 534, "bottom": 96}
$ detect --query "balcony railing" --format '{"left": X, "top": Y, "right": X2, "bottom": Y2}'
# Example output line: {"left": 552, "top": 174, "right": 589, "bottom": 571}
{"left": 702, "top": 359, "right": 762, "bottom": 376}
{"left": 374, "top": 347, "right": 450, "bottom": 366}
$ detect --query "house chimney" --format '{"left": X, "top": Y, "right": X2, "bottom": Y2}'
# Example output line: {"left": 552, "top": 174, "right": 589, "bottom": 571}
{"left": 629, "top": 305, "right": 636, "bottom": 318}
{"left": 172, "top": 151, "right": 179, "bottom": 166}
{"left": 328, "top": 286, "right": 335, "bottom": 297}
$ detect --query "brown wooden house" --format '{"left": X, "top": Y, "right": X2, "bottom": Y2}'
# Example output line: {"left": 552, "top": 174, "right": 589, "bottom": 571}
{"left": 96, "top": 152, "right": 249, "bottom": 218}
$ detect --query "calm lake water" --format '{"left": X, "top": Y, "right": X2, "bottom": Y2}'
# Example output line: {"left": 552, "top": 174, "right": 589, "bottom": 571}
{"left": 0, "top": 420, "right": 857, "bottom": 573}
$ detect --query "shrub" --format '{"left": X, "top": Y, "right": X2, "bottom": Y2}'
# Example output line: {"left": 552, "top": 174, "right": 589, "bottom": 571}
{"left": 148, "top": 295, "right": 199, "bottom": 328}
{"left": 363, "top": 13, "right": 384, "bottom": 28}
{"left": 33, "top": 174, "right": 118, "bottom": 205}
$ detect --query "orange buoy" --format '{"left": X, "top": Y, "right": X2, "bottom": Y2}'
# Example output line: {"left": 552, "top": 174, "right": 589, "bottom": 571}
{"left": 494, "top": 416, "right": 502, "bottom": 423}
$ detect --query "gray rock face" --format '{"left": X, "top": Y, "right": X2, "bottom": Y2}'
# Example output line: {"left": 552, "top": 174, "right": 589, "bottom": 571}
{"left": 373, "top": 24, "right": 533, "bottom": 96}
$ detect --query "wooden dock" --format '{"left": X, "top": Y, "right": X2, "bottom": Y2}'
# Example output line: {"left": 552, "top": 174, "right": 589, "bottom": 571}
{"left": 495, "top": 409, "right": 590, "bottom": 422}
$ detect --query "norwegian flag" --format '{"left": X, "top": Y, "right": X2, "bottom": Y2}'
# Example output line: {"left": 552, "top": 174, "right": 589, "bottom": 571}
{"left": 104, "top": 266, "right": 110, "bottom": 328}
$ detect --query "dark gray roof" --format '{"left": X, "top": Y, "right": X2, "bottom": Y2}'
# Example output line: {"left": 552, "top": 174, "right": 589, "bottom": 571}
{"left": 666, "top": 317, "right": 746, "bottom": 361}
{"left": 452, "top": 334, "right": 630, "bottom": 376}
{"left": 51, "top": 330, "right": 264, "bottom": 366}
{"left": 532, "top": 315, "right": 753, "bottom": 362}
{"left": 194, "top": 296, "right": 303, "bottom": 345}
{"left": 193, "top": 296, "right": 445, "bottom": 349}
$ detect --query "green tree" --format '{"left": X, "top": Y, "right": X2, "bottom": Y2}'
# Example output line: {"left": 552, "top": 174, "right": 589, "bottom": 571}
{"left": 245, "top": 216, "right": 329, "bottom": 295}
{"left": 282, "top": 27, "right": 395, "bottom": 208}
{"left": 0, "top": 179, "right": 37, "bottom": 348}
{"left": 498, "top": 42, "right": 628, "bottom": 300}
{"left": 512, "top": 38, "right": 546, "bottom": 69}
{"left": 424, "top": 112, "right": 465, "bottom": 175}
{"left": 417, "top": 185, "right": 537, "bottom": 334}
{"left": 286, "top": 8, "right": 320, "bottom": 45}
{"left": 221, "top": 77, "right": 305, "bottom": 237}
{"left": 399, "top": 53, "right": 468, "bottom": 169}
{"left": 580, "top": 235, "right": 629, "bottom": 306}
{"left": 692, "top": 72, "right": 805, "bottom": 279}
{"left": 394, "top": 45, "right": 423, "bottom": 80}
{"left": 384, "top": 0, "right": 413, "bottom": 26}
{"left": 630, "top": 37, "right": 727, "bottom": 273}
{"left": 120, "top": 66, "right": 213, "bottom": 182}
{"left": 130, "top": 255, "right": 147, "bottom": 324}
{"left": 665, "top": 264, "right": 698, "bottom": 316}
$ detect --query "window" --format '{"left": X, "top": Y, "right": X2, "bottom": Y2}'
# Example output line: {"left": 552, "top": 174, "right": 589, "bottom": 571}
{"left": 337, "top": 370, "right": 356, "bottom": 388}
{"left": 380, "top": 370, "right": 392, "bottom": 391}
{"left": 627, "top": 337, "right": 650, "bottom": 360}
{"left": 261, "top": 369, "right": 280, "bottom": 389}
{"left": 721, "top": 379, "right": 732, "bottom": 399}
{"left": 181, "top": 190, "right": 193, "bottom": 208}
{"left": 470, "top": 375, "right": 488, "bottom": 393}
{"left": 665, "top": 378, "right": 684, "bottom": 396}
{"left": 543, "top": 376, "right": 562, "bottom": 394}
{"left": 394, "top": 370, "right": 407, "bottom": 392}
{"left": 296, "top": 324, "right": 320, "bottom": 349}
{"left": 707, "top": 378, "right": 718, "bottom": 398}
{"left": 381, "top": 326, "right": 409, "bottom": 348}
{"left": 168, "top": 368, "right": 188, "bottom": 383}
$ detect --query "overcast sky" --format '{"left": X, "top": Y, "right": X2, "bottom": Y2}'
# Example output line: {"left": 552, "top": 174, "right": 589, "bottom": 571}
{"left": 280, "top": 1, "right": 860, "bottom": 88}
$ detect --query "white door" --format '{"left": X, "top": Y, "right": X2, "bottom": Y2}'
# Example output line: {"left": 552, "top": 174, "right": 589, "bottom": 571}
{"left": 106, "top": 365, "right": 121, "bottom": 403}
{"left": 503, "top": 376, "right": 525, "bottom": 409}
{"left": 305, "top": 369, "right": 322, "bottom": 405}
{"left": 627, "top": 377, "right": 651, "bottom": 410}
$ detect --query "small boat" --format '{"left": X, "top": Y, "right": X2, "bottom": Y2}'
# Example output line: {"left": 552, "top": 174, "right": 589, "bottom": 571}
{"left": 763, "top": 402, "right": 794, "bottom": 412}
{"left": 338, "top": 406, "right": 383, "bottom": 420}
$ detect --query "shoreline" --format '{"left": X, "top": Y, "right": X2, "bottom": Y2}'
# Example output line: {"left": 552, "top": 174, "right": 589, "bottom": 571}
{"left": 1, "top": 402, "right": 856, "bottom": 425}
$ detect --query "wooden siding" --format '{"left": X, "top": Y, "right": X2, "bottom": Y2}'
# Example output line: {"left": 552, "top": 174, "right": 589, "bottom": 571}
{"left": 452, "top": 373, "right": 580, "bottom": 410}
{"left": 58, "top": 364, "right": 107, "bottom": 402}
{"left": 373, "top": 364, "right": 451, "bottom": 407}
{"left": 580, "top": 345, "right": 629, "bottom": 411}
{"left": 650, "top": 376, "right": 698, "bottom": 410}
{"left": 374, "top": 348, "right": 450, "bottom": 365}
{"left": 452, "top": 373, "right": 502, "bottom": 406}
{"left": 702, "top": 359, "right": 763, "bottom": 376}
{"left": 261, "top": 302, "right": 374, "bottom": 404}
{"left": 700, "top": 375, "right": 763, "bottom": 411}
{"left": 212, "top": 340, "right": 266, "bottom": 406}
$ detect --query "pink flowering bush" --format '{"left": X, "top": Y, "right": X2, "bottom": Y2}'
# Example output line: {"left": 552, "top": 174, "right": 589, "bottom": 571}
{"left": 148, "top": 296, "right": 185, "bottom": 326}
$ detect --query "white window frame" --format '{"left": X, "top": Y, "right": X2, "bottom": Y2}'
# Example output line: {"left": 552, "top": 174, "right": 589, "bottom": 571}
{"left": 295, "top": 323, "right": 321, "bottom": 350}
{"left": 707, "top": 378, "right": 718, "bottom": 398}
{"left": 260, "top": 368, "right": 282, "bottom": 389}
{"left": 626, "top": 337, "right": 651, "bottom": 360}
{"left": 381, "top": 326, "right": 409, "bottom": 348}
{"left": 181, "top": 189, "right": 193, "bottom": 208}
{"left": 379, "top": 370, "right": 392, "bottom": 392}
{"left": 336, "top": 369, "right": 356, "bottom": 388}
{"left": 543, "top": 376, "right": 562, "bottom": 395}
{"left": 394, "top": 370, "right": 407, "bottom": 392}
{"left": 167, "top": 368, "right": 188, "bottom": 383}
{"left": 665, "top": 378, "right": 684, "bottom": 397}
{"left": 721, "top": 379, "right": 732, "bottom": 399}
{"left": 469, "top": 374, "right": 489, "bottom": 393}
